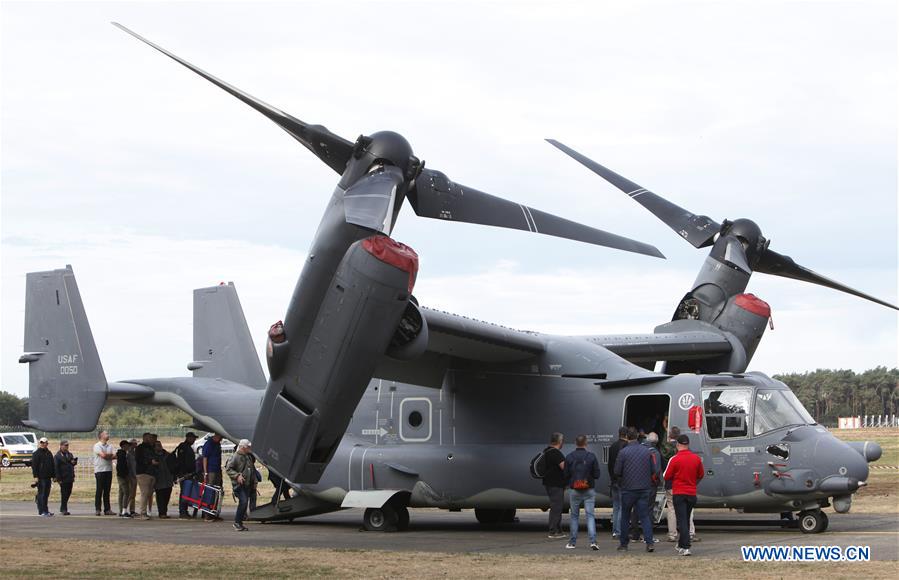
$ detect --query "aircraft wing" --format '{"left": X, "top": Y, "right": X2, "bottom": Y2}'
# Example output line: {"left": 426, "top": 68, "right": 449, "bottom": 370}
{"left": 374, "top": 308, "right": 545, "bottom": 388}
{"left": 584, "top": 328, "right": 734, "bottom": 363}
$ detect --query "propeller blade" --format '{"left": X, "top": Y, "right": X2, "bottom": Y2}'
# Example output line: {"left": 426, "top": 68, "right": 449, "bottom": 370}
{"left": 722, "top": 236, "right": 752, "bottom": 274}
{"left": 343, "top": 166, "right": 405, "bottom": 232}
{"left": 409, "top": 168, "right": 665, "bottom": 258}
{"left": 756, "top": 248, "right": 898, "bottom": 310}
{"left": 112, "top": 23, "right": 355, "bottom": 175}
{"left": 546, "top": 139, "right": 720, "bottom": 248}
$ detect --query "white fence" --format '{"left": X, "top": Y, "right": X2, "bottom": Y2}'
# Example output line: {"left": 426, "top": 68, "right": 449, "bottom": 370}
{"left": 838, "top": 415, "right": 898, "bottom": 429}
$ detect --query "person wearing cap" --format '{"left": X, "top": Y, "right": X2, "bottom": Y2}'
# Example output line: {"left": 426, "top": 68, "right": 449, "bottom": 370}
{"left": 54, "top": 440, "right": 77, "bottom": 515}
{"left": 31, "top": 437, "right": 56, "bottom": 516}
{"left": 173, "top": 432, "right": 199, "bottom": 519}
{"left": 92, "top": 430, "right": 116, "bottom": 516}
{"left": 225, "top": 439, "right": 257, "bottom": 531}
{"left": 663, "top": 434, "right": 705, "bottom": 556}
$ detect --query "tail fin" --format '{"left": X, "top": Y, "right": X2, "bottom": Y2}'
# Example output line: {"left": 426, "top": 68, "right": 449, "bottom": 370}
{"left": 189, "top": 283, "right": 266, "bottom": 389}
{"left": 20, "top": 266, "right": 107, "bottom": 431}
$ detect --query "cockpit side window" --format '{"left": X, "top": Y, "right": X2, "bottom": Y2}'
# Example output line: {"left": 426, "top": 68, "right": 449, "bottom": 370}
{"left": 754, "top": 389, "right": 814, "bottom": 435}
{"left": 703, "top": 388, "right": 751, "bottom": 439}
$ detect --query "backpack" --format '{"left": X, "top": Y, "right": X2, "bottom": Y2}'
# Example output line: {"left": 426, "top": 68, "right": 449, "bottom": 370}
{"left": 570, "top": 451, "right": 596, "bottom": 490}
{"left": 529, "top": 447, "right": 552, "bottom": 479}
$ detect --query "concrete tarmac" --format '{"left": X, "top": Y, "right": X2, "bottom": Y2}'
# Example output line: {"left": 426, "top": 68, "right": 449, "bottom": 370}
{"left": 1, "top": 502, "right": 896, "bottom": 560}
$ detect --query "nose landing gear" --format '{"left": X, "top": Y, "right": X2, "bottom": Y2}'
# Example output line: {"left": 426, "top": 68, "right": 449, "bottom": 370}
{"left": 798, "top": 510, "right": 829, "bottom": 534}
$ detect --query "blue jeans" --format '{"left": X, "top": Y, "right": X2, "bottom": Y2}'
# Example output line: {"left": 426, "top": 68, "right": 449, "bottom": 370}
{"left": 568, "top": 488, "right": 596, "bottom": 544}
{"left": 619, "top": 488, "right": 654, "bottom": 546}
{"left": 610, "top": 483, "right": 621, "bottom": 536}
{"left": 233, "top": 485, "right": 257, "bottom": 525}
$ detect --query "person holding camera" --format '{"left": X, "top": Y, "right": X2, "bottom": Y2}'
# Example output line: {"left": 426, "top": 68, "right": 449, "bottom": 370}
{"left": 54, "top": 440, "right": 77, "bottom": 515}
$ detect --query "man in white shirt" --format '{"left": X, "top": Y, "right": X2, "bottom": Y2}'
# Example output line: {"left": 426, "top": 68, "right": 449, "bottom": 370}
{"left": 93, "top": 430, "right": 116, "bottom": 516}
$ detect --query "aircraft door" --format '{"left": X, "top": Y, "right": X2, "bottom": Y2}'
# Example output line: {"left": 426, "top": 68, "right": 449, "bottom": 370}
{"left": 700, "top": 387, "right": 761, "bottom": 496}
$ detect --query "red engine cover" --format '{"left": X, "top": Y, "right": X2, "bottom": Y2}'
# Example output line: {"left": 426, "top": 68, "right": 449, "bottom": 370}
{"left": 734, "top": 293, "right": 771, "bottom": 318}
{"left": 362, "top": 235, "right": 419, "bottom": 292}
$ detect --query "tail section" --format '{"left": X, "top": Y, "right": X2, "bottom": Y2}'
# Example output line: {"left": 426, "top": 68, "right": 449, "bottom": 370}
{"left": 189, "top": 283, "right": 266, "bottom": 389}
{"left": 19, "top": 266, "right": 107, "bottom": 431}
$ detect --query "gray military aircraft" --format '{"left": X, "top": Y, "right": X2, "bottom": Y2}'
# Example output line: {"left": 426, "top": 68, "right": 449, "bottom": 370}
{"left": 19, "top": 25, "right": 892, "bottom": 536}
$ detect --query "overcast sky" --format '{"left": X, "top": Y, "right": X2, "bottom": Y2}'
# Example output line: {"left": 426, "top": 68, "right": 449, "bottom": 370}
{"left": 2, "top": 0, "right": 897, "bottom": 398}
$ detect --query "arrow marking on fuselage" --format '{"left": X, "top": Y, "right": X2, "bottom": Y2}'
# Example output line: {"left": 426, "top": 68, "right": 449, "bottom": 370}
{"left": 721, "top": 445, "right": 755, "bottom": 456}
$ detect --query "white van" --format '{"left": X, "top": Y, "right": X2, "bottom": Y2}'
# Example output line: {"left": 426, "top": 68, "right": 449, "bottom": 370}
{"left": 0, "top": 432, "right": 37, "bottom": 467}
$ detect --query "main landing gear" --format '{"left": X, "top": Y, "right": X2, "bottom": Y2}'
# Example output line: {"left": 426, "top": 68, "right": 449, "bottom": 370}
{"left": 475, "top": 508, "right": 518, "bottom": 525}
{"left": 363, "top": 505, "right": 410, "bottom": 532}
{"left": 798, "top": 510, "right": 829, "bottom": 534}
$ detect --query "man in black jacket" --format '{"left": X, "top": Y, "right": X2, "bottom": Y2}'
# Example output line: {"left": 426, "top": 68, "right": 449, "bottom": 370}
{"left": 172, "top": 432, "right": 198, "bottom": 519}
{"left": 607, "top": 426, "right": 628, "bottom": 539}
{"left": 31, "top": 437, "right": 55, "bottom": 516}
{"left": 54, "top": 440, "right": 77, "bottom": 515}
{"left": 542, "top": 432, "right": 566, "bottom": 539}
{"left": 135, "top": 433, "right": 159, "bottom": 520}
{"left": 116, "top": 440, "right": 133, "bottom": 517}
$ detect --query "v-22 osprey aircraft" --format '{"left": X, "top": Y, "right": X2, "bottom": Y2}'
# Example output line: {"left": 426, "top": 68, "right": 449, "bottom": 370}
{"left": 20, "top": 25, "right": 893, "bottom": 535}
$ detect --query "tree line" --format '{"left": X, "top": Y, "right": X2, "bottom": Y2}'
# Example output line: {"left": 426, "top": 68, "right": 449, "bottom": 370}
{"left": 1, "top": 366, "right": 897, "bottom": 428}
{"left": 773, "top": 366, "right": 898, "bottom": 425}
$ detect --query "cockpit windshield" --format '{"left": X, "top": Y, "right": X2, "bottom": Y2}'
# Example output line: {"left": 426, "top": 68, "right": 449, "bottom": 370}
{"left": 753, "top": 389, "right": 815, "bottom": 435}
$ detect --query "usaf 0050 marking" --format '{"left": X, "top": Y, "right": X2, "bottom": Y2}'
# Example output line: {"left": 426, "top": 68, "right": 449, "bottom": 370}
{"left": 19, "top": 24, "right": 894, "bottom": 535}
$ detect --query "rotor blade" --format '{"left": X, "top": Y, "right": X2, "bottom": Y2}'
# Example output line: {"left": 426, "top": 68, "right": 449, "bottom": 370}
{"left": 756, "top": 248, "right": 898, "bottom": 310}
{"left": 343, "top": 166, "right": 405, "bottom": 232}
{"left": 546, "top": 139, "right": 720, "bottom": 248}
{"left": 409, "top": 168, "right": 664, "bottom": 258}
{"left": 722, "top": 236, "right": 752, "bottom": 274}
{"left": 112, "top": 23, "right": 355, "bottom": 175}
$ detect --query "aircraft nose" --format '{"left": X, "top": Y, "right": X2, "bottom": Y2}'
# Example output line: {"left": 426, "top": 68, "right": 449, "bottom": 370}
{"left": 815, "top": 436, "right": 869, "bottom": 487}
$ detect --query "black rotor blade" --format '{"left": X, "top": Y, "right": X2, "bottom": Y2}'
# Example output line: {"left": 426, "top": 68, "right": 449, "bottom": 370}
{"left": 343, "top": 166, "right": 405, "bottom": 233}
{"left": 546, "top": 139, "right": 720, "bottom": 248}
{"left": 409, "top": 168, "right": 664, "bottom": 259}
{"left": 756, "top": 248, "right": 898, "bottom": 310}
{"left": 113, "top": 23, "right": 355, "bottom": 175}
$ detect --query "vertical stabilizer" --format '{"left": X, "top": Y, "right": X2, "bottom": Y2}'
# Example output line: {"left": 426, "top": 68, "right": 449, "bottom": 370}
{"left": 20, "top": 266, "right": 107, "bottom": 431}
{"left": 190, "top": 283, "right": 266, "bottom": 389}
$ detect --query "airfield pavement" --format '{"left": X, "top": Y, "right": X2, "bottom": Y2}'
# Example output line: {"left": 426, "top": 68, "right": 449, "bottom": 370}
{"left": 1, "top": 500, "right": 897, "bottom": 560}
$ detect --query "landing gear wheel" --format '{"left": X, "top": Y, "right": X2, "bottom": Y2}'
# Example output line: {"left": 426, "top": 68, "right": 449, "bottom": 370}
{"left": 1, "top": 456, "right": 10, "bottom": 468}
{"left": 798, "top": 510, "right": 827, "bottom": 534}
{"left": 363, "top": 506, "right": 398, "bottom": 532}
{"left": 818, "top": 511, "right": 829, "bottom": 532}
{"left": 475, "top": 508, "right": 504, "bottom": 524}
{"left": 501, "top": 509, "right": 518, "bottom": 523}
{"left": 396, "top": 506, "right": 410, "bottom": 531}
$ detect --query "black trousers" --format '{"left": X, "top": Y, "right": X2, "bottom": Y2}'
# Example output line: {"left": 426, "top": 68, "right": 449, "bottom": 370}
{"left": 545, "top": 485, "right": 564, "bottom": 533}
{"left": 673, "top": 494, "right": 697, "bottom": 550}
{"left": 155, "top": 487, "right": 172, "bottom": 516}
{"left": 95, "top": 471, "right": 113, "bottom": 512}
{"left": 35, "top": 478, "right": 52, "bottom": 514}
{"left": 59, "top": 481, "right": 73, "bottom": 512}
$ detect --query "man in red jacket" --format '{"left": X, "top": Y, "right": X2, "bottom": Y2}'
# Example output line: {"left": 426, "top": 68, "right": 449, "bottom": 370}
{"left": 663, "top": 434, "right": 704, "bottom": 556}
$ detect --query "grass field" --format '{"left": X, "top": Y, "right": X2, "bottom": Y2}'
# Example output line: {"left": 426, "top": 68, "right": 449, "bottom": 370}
{"left": 831, "top": 428, "right": 899, "bottom": 514}
{"left": 0, "top": 538, "right": 895, "bottom": 579}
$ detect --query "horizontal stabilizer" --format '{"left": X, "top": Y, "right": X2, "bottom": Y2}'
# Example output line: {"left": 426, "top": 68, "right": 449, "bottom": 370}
{"left": 20, "top": 266, "right": 107, "bottom": 431}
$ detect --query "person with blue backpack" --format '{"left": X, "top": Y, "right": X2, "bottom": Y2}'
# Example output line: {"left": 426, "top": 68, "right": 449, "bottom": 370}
{"left": 562, "top": 434, "right": 601, "bottom": 550}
